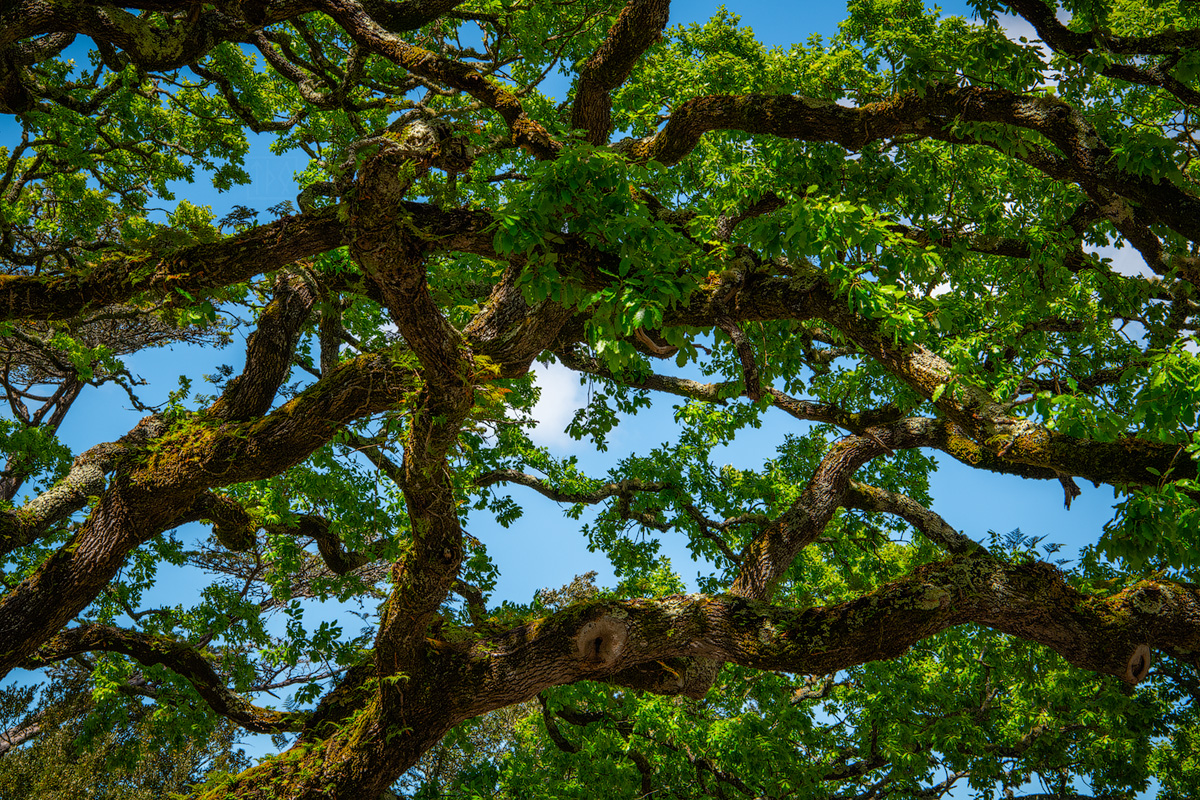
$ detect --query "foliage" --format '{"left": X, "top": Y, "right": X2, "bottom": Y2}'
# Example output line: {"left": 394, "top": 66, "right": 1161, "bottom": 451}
{"left": 4, "top": 0, "right": 1200, "bottom": 798}
{"left": 0, "top": 667, "right": 249, "bottom": 799}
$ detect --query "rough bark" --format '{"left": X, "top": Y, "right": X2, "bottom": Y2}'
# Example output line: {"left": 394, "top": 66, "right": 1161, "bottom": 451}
{"left": 571, "top": 0, "right": 671, "bottom": 145}
{"left": 0, "top": 208, "right": 342, "bottom": 323}
{"left": 203, "top": 551, "right": 1192, "bottom": 797}
{"left": 6, "top": 3, "right": 1200, "bottom": 797}
{"left": 0, "top": 351, "right": 417, "bottom": 676}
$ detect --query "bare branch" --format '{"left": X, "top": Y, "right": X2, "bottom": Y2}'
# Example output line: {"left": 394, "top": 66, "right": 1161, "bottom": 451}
{"left": 25, "top": 624, "right": 309, "bottom": 733}
{"left": 843, "top": 481, "right": 979, "bottom": 555}
{"left": 476, "top": 469, "right": 668, "bottom": 505}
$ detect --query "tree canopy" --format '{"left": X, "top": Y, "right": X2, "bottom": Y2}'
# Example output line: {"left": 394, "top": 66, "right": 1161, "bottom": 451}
{"left": 5, "top": 0, "right": 1200, "bottom": 797}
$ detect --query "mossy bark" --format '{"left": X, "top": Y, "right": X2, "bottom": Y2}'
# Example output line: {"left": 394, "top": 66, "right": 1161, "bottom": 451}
{"left": 197, "top": 550, "right": 1200, "bottom": 797}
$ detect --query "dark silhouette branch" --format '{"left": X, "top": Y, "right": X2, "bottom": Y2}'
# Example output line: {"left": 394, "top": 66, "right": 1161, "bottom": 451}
{"left": 25, "top": 624, "right": 309, "bottom": 733}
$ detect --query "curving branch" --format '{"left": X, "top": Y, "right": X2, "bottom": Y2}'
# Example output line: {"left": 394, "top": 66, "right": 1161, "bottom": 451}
{"left": 571, "top": 0, "right": 671, "bottom": 145}
{"left": 0, "top": 0, "right": 465, "bottom": 74}
{"left": 716, "top": 315, "right": 762, "bottom": 401}
{"left": 348, "top": 142, "right": 471, "bottom": 394}
{"left": 0, "top": 3, "right": 256, "bottom": 74}
{"left": 185, "top": 492, "right": 257, "bottom": 552}
{"left": 559, "top": 289, "right": 1195, "bottom": 490}
{"left": 284, "top": 513, "right": 383, "bottom": 575}
{"left": 465, "top": 267, "right": 576, "bottom": 379}
{"left": 0, "top": 350, "right": 419, "bottom": 678}
{"left": 615, "top": 84, "right": 1200, "bottom": 251}
{"left": 187, "top": 490, "right": 388, "bottom": 573}
{"left": 729, "top": 427, "right": 895, "bottom": 601}
{"left": 478, "top": 468, "right": 674, "bottom": 532}
{"left": 0, "top": 414, "right": 166, "bottom": 555}
{"left": 360, "top": 0, "right": 470, "bottom": 33}
{"left": 317, "top": 0, "right": 562, "bottom": 159}
{"left": 809, "top": 274, "right": 1199, "bottom": 488}
{"left": 458, "top": 551, "right": 1179, "bottom": 724}
{"left": 553, "top": 345, "right": 906, "bottom": 431}
{"left": 25, "top": 624, "right": 308, "bottom": 733}
{"left": 843, "top": 481, "right": 979, "bottom": 555}
{"left": 476, "top": 469, "right": 668, "bottom": 505}
{"left": 208, "top": 271, "right": 318, "bottom": 422}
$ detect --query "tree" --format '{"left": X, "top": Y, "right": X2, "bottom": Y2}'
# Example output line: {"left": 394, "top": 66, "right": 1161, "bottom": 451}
{"left": 4, "top": 0, "right": 1200, "bottom": 796}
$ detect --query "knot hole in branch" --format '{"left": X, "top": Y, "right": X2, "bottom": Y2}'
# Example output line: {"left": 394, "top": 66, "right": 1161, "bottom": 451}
{"left": 1125, "top": 643, "right": 1153, "bottom": 684}
{"left": 575, "top": 617, "right": 628, "bottom": 666}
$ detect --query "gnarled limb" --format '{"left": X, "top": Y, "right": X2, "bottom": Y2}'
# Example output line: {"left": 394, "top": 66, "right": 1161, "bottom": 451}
{"left": 812, "top": 275, "right": 1198, "bottom": 487}
{"left": 349, "top": 144, "right": 471, "bottom": 395}
{"left": 282, "top": 513, "right": 384, "bottom": 575}
{"left": 317, "top": 0, "right": 562, "bottom": 159}
{"left": 730, "top": 427, "right": 895, "bottom": 601}
{"left": 209, "top": 270, "right": 318, "bottom": 422}
{"left": 465, "top": 266, "right": 575, "bottom": 379}
{"left": 617, "top": 84, "right": 1200, "bottom": 249}
{"left": 460, "top": 552, "right": 1178, "bottom": 720}
{"left": 1001, "top": 0, "right": 1200, "bottom": 107}
{"left": 0, "top": 414, "right": 166, "bottom": 556}
{"left": 0, "top": 351, "right": 418, "bottom": 677}
{"left": 571, "top": 0, "right": 671, "bottom": 145}
{"left": 0, "top": 0, "right": 465, "bottom": 75}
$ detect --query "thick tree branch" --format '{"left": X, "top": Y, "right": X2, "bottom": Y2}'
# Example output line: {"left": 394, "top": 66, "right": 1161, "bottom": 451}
{"left": 186, "top": 491, "right": 257, "bottom": 552}
{"left": 559, "top": 296, "right": 1191, "bottom": 490}
{"left": 616, "top": 84, "right": 1200, "bottom": 248}
{"left": 317, "top": 0, "right": 562, "bottom": 158}
{"left": 458, "top": 551, "right": 1179, "bottom": 724}
{"left": 0, "top": 414, "right": 166, "bottom": 555}
{"left": 716, "top": 315, "right": 762, "bottom": 401}
{"left": 284, "top": 513, "right": 382, "bottom": 575}
{"left": 1001, "top": 0, "right": 1200, "bottom": 106}
{"left": 0, "top": 2, "right": 257, "bottom": 73}
{"left": 730, "top": 427, "right": 894, "bottom": 600}
{"left": 571, "top": 0, "right": 671, "bottom": 145}
{"left": 0, "top": 716, "right": 41, "bottom": 757}
{"left": 209, "top": 270, "right": 318, "bottom": 422}
{"left": 0, "top": 351, "right": 418, "bottom": 677}
{"left": 464, "top": 266, "right": 575, "bottom": 379}
{"left": 0, "top": 207, "right": 343, "bottom": 323}
{"left": 360, "top": 0, "right": 469, "bottom": 33}
{"left": 186, "top": 490, "right": 386, "bottom": 572}
{"left": 0, "top": 0, "right": 463, "bottom": 76}
{"left": 812, "top": 279, "right": 1198, "bottom": 488}
{"left": 349, "top": 144, "right": 471, "bottom": 394}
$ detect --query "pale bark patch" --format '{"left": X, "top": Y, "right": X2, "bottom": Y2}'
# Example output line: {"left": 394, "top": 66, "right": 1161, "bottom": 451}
{"left": 1125, "top": 643, "right": 1152, "bottom": 684}
{"left": 575, "top": 617, "right": 628, "bottom": 666}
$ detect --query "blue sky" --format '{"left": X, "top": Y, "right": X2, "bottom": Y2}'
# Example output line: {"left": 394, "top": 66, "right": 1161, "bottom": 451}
{"left": 0, "top": 1, "right": 1151, "bottom": 789}
{"left": 0, "top": 0, "right": 1128, "bottom": 655}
